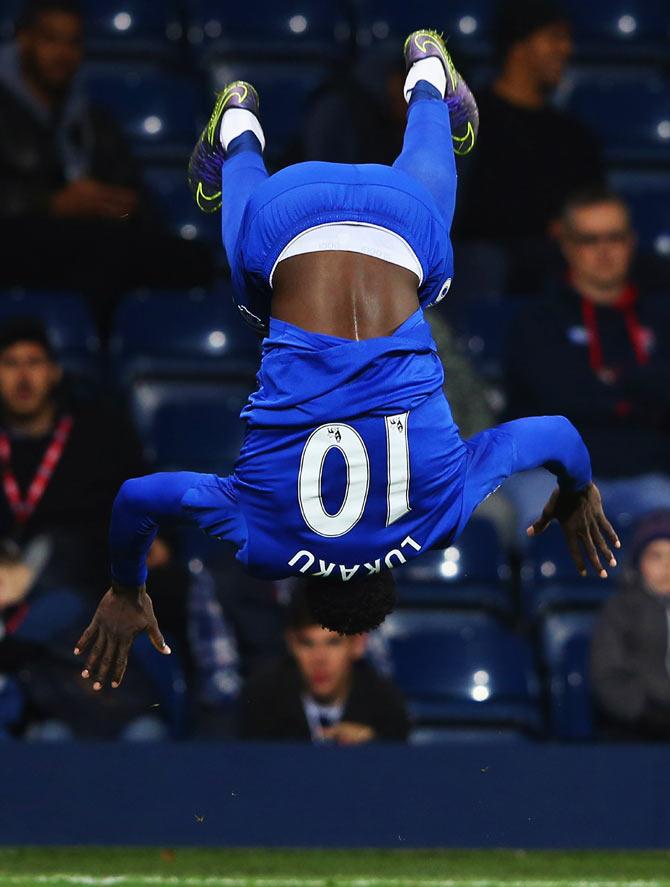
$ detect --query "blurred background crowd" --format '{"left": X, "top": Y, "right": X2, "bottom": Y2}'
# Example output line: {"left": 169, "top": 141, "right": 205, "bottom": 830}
{"left": 0, "top": 0, "right": 669, "bottom": 746}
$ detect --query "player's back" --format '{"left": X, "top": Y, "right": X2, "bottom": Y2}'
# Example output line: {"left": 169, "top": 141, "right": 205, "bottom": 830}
{"left": 228, "top": 255, "right": 471, "bottom": 578}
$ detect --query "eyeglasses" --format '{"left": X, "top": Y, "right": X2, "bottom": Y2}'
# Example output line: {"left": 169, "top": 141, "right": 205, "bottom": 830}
{"left": 568, "top": 229, "right": 632, "bottom": 247}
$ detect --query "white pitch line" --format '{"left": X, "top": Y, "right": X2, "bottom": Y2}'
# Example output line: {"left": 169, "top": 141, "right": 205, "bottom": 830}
{"left": 0, "top": 876, "right": 667, "bottom": 887}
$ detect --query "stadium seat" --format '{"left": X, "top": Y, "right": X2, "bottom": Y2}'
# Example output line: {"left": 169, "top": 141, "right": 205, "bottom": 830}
{"left": 111, "top": 286, "right": 261, "bottom": 383}
{"left": 208, "top": 60, "right": 331, "bottom": 165}
{"left": 128, "top": 379, "right": 250, "bottom": 473}
{"left": 130, "top": 633, "right": 189, "bottom": 738}
{"left": 143, "top": 165, "right": 221, "bottom": 245}
{"left": 559, "top": 68, "right": 670, "bottom": 162}
{"left": 355, "top": 0, "right": 494, "bottom": 54}
{"left": 83, "top": 0, "right": 183, "bottom": 57}
{"left": 84, "top": 63, "right": 201, "bottom": 159}
{"left": 384, "top": 610, "right": 542, "bottom": 731}
{"left": 185, "top": 0, "right": 351, "bottom": 57}
{"left": 609, "top": 170, "right": 670, "bottom": 260}
{"left": 540, "top": 611, "right": 598, "bottom": 740}
{"left": 0, "top": 290, "right": 100, "bottom": 387}
{"left": 393, "top": 518, "right": 512, "bottom": 613}
{"left": 563, "top": 0, "right": 670, "bottom": 53}
{"left": 410, "top": 726, "right": 535, "bottom": 745}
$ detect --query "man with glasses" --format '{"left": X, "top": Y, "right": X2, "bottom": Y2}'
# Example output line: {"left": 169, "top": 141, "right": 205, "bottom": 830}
{"left": 506, "top": 187, "right": 670, "bottom": 541}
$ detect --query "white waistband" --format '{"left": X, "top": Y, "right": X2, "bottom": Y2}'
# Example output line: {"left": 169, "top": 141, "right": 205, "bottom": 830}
{"left": 270, "top": 222, "right": 424, "bottom": 286}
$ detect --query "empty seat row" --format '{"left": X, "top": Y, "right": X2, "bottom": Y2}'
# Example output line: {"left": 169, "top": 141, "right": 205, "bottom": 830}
{"left": 383, "top": 608, "right": 599, "bottom": 739}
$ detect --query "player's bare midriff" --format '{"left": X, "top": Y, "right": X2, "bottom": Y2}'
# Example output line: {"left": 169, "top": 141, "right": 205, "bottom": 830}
{"left": 271, "top": 251, "right": 421, "bottom": 340}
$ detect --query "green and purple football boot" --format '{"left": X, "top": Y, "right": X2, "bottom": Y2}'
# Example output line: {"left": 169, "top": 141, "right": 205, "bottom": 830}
{"left": 188, "top": 80, "right": 260, "bottom": 213}
{"left": 403, "top": 29, "right": 479, "bottom": 155}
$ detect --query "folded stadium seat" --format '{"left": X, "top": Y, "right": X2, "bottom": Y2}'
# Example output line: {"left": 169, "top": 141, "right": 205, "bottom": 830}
{"left": 207, "top": 60, "right": 333, "bottom": 168}
{"left": 84, "top": 63, "right": 202, "bottom": 160}
{"left": 521, "top": 524, "right": 626, "bottom": 619}
{"left": 609, "top": 170, "right": 670, "bottom": 260}
{"left": 0, "top": 289, "right": 100, "bottom": 388}
{"left": 558, "top": 68, "right": 670, "bottom": 163}
{"left": 393, "top": 517, "right": 513, "bottom": 614}
{"left": 562, "top": 0, "right": 669, "bottom": 57}
{"left": 143, "top": 165, "right": 220, "bottom": 245}
{"left": 129, "top": 379, "right": 250, "bottom": 473}
{"left": 185, "top": 0, "right": 351, "bottom": 58}
{"left": 110, "top": 286, "right": 261, "bottom": 385}
{"left": 384, "top": 610, "right": 542, "bottom": 733}
{"left": 83, "top": 0, "right": 184, "bottom": 58}
{"left": 354, "top": 0, "right": 494, "bottom": 55}
{"left": 540, "top": 611, "right": 598, "bottom": 740}
{"left": 454, "top": 295, "right": 524, "bottom": 384}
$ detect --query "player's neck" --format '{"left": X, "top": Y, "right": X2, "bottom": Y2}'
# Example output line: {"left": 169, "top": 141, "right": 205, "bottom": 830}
{"left": 493, "top": 68, "right": 545, "bottom": 111}
{"left": 4, "top": 402, "right": 57, "bottom": 438}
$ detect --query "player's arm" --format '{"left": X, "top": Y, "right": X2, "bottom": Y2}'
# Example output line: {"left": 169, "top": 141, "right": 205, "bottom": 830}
{"left": 499, "top": 415, "right": 620, "bottom": 578}
{"left": 74, "top": 471, "right": 241, "bottom": 690}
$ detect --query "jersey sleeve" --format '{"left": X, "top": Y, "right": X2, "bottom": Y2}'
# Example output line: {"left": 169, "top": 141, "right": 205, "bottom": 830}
{"left": 110, "top": 472, "right": 246, "bottom": 586}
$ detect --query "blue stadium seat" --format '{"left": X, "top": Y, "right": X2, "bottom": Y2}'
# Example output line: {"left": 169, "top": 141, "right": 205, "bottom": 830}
{"left": 355, "top": 0, "right": 494, "bottom": 53}
{"left": 111, "top": 286, "right": 261, "bottom": 383}
{"left": 455, "top": 295, "right": 523, "bottom": 383}
{"left": 129, "top": 379, "right": 250, "bottom": 473}
{"left": 559, "top": 68, "right": 670, "bottom": 162}
{"left": 130, "top": 633, "right": 189, "bottom": 738}
{"left": 385, "top": 610, "right": 542, "bottom": 731}
{"left": 186, "top": 0, "right": 351, "bottom": 56}
{"left": 0, "top": 290, "right": 100, "bottom": 385}
{"left": 540, "top": 611, "right": 597, "bottom": 740}
{"left": 563, "top": 0, "right": 669, "bottom": 52}
{"left": 410, "top": 726, "right": 535, "bottom": 745}
{"left": 394, "top": 518, "right": 512, "bottom": 613}
{"left": 609, "top": 170, "right": 670, "bottom": 260}
{"left": 83, "top": 0, "right": 183, "bottom": 56}
{"left": 208, "top": 61, "right": 331, "bottom": 164}
{"left": 143, "top": 165, "right": 220, "bottom": 245}
{"left": 84, "top": 64, "right": 201, "bottom": 159}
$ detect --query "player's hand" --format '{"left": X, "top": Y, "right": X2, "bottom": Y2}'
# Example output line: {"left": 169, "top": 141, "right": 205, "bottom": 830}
{"left": 50, "top": 179, "right": 138, "bottom": 220}
{"left": 527, "top": 482, "right": 621, "bottom": 578}
{"left": 73, "top": 582, "right": 170, "bottom": 691}
{"left": 321, "top": 722, "right": 375, "bottom": 745}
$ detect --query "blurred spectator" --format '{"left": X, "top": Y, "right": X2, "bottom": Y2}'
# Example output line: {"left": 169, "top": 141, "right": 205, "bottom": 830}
{"left": 0, "top": 317, "right": 145, "bottom": 596}
{"left": 505, "top": 188, "right": 670, "bottom": 541}
{"left": 0, "top": 0, "right": 212, "bottom": 328}
{"left": 592, "top": 511, "right": 670, "bottom": 739}
{"left": 455, "top": 0, "right": 604, "bottom": 292}
{"left": 239, "top": 587, "right": 409, "bottom": 743}
{"left": 296, "top": 59, "right": 406, "bottom": 166}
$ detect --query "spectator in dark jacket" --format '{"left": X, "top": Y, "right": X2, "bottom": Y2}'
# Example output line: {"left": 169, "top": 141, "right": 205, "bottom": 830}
{"left": 0, "top": 0, "right": 211, "bottom": 326}
{"left": 455, "top": 0, "right": 603, "bottom": 293}
{"left": 592, "top": 511, "right": 670, "bottom": 739}
{"left": 239, "top": 587, "right": 409, "bottom": 743}
{"left": 504, "top": 187, "right": 670, "bottom": 542}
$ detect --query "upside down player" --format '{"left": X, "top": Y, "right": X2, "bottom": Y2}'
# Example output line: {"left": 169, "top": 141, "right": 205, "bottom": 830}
{"left": 75, "top": 31, "right": 620, "bottom": 690}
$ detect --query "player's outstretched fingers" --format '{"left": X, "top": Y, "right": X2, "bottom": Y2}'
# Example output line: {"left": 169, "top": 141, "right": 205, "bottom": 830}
{"left": 591, "top": 521, "right": 616, "bottom": 568}
{"left": 148, "top": 619, "right": 171, "bottom": 656}
{"left": 598, "top": 510, "right": 621, "bottom": 551}
{"left": 111, "top": 640, "right": 131, "bottom": 689}
{"left": 74, "top": 620, "right": 97, "bottom": 656}
{"left": 566, "top": 534, "right": 587, "bottom": 577}
{"left": 582, "top": 529, "right": 607, "bottom": 579}
{"left": 92, "top": 636, "right": 114, "bottom": 691}
{"left": 527, "top": 508, "right": 552, "bottom": 537}
{"left": 82, "top": 630, "right": 105, "bottom": 681}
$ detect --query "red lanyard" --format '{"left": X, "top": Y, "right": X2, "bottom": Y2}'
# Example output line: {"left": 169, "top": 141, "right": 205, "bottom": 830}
{"left": 579, "top": 283, "right": 649, "bottom": 374}
{"left": 0, "top": 415, "right": 73, "bottom": 524}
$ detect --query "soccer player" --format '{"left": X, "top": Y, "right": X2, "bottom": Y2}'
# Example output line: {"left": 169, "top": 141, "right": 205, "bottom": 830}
{"left": 75, "top": 31, "right": 619, "bottom": 691}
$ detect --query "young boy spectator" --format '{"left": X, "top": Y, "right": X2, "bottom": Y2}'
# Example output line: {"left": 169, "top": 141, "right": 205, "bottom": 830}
{"left": 591, "top": 511, "right": 670, "bottom": 739}
{"left": 505, "top": 188, "right": 670, "bottom": 540}
{"left": 455, "top": 0, "right": 603, "bottom": 291}
{"left": 238, "top": 587, "right": 410, "bottom": 744}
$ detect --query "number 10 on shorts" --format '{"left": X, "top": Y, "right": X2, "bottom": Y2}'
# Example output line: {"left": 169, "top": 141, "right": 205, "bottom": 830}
{"left": 298, "top": 413, "right": 410, "bottom": 538}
